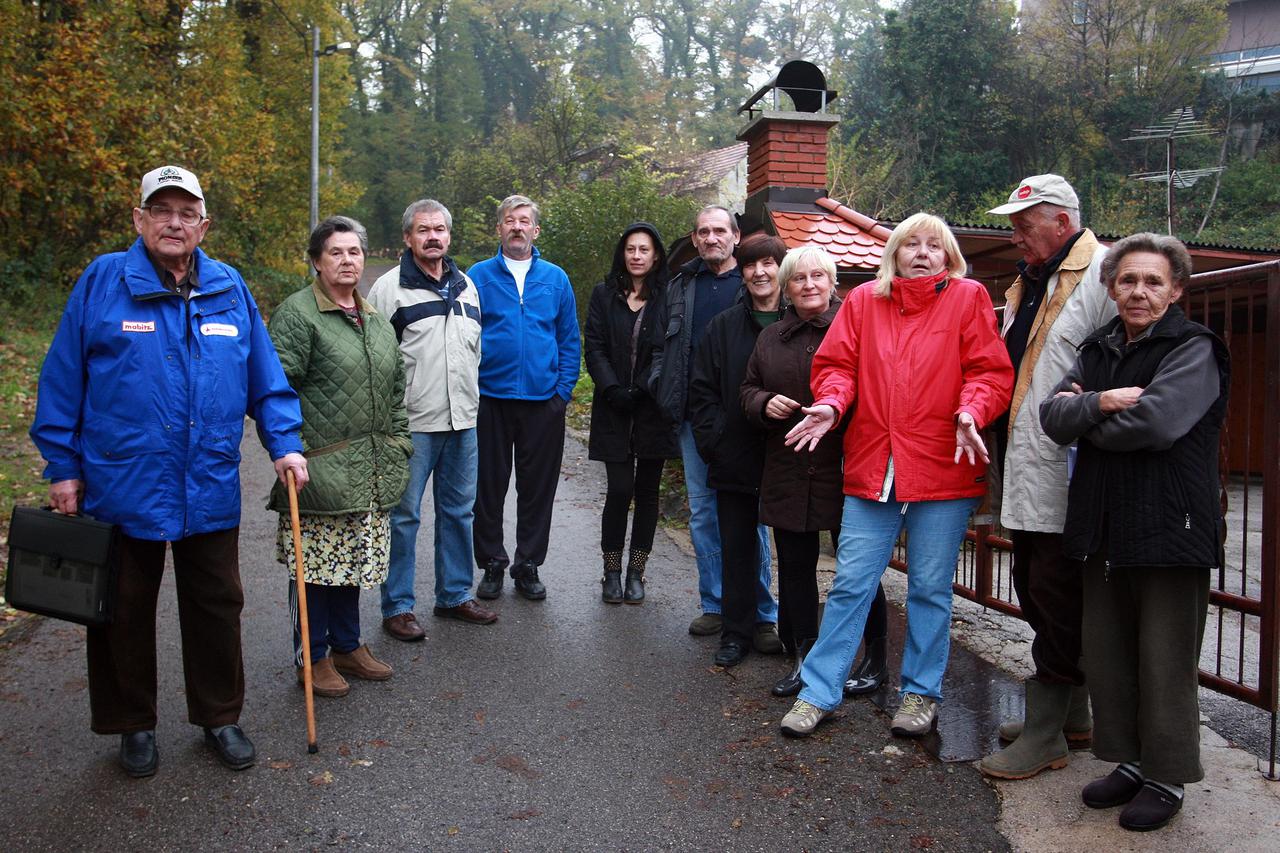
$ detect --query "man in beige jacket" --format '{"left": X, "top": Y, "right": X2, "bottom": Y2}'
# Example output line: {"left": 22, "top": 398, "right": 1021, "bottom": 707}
{"left": 981, "top": 175, "right": 1115, "bottom": 780}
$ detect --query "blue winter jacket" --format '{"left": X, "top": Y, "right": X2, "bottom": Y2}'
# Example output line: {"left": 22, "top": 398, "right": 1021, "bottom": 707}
{"left": 467, "top": 247, "right": 580, "bottom": 401}
{"left": 30, "top": 238, "right": 304, "bottom": 540}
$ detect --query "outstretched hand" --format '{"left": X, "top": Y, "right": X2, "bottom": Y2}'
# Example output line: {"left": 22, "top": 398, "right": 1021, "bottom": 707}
{"left": 954, "top": 412, "right": 989, "bottom": 466}
{"left": 784, "top": 405, "right": 837, "bottom": 453}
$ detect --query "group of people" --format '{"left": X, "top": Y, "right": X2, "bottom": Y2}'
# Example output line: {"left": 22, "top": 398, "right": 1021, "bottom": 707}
{"left": 32, "top": 166, "right": 1227, "bottom": 834}
{"left": 30, "top": 169, "right": 580, "bottom": 775}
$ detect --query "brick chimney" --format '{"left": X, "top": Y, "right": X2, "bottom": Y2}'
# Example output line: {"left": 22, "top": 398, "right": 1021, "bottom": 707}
{"left": 740, "top": 113, "right": 838, "bottom": 196}
{"left": 736, "top": 61, "right": 839, "bottom": 222}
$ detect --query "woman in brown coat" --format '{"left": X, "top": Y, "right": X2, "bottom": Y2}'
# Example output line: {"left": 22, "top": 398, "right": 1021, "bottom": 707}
{"left": 741, "top": 246, "right": 887, "bottom": 697}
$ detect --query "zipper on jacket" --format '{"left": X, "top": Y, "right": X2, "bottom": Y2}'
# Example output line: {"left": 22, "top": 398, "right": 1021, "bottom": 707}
{"left": 1185, "top": 513, "right": 1191, "bottom": 530}
{"left": 1104, "top": 559, "right": 1110, "bottom": 582}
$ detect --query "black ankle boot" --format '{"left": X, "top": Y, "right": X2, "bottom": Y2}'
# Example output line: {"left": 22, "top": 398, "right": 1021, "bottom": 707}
{"left": 624, "top": 549, "right": 648, "bottom": 604}
{"left": 601, "top": 551, "right": 623, "bottom": 603}
{"left": 844, "top": 636, "right": 887, "bottom": 696}
{"left": 772, "top": 638, "right": 815, "bottom": 697}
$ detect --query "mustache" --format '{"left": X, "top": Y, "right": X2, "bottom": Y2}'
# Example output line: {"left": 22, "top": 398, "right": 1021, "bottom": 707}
{"left": 423, "top": 241, "right": 444, "bottom": 249}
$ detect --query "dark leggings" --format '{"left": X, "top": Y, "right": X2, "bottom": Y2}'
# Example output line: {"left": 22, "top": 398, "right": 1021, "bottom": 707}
{"left": 774, "top": 526, "right": 887, "bottom": 651}
{"left": 601, "top": 457, "right": 665, "bottom": 552}
{"left": 288, "top": 581, "right": 360, "bottom": 666}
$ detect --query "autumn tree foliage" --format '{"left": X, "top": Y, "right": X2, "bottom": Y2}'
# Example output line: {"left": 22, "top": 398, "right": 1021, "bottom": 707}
{"left": 0, "top": 0, "right": 356, "bottom": 303}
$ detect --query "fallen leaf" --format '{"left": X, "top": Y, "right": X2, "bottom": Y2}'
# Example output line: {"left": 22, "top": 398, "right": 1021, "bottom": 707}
{"left": 351, "top": 759, "right": 372, "bottom": 767}
{"left": 267, "top": 760, "right": 293, "bottom": 770}
{"left": 309, "top": 771, "right": 335, "bottom": 786}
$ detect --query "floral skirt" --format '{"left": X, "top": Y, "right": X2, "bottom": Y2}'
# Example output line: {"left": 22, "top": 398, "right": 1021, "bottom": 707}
{"left": 276, "top": 510, "right": 391, "bottom": 588}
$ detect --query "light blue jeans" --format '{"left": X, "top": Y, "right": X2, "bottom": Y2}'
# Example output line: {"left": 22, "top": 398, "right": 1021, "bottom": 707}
{"left": 679, "top": 421, "right": 776, "bottom": 622}
{"left": 381, "top": 428, "right": 478, "bottom": 617}
{"left": 797, "top": 491, "right": 979, "bottom": 710}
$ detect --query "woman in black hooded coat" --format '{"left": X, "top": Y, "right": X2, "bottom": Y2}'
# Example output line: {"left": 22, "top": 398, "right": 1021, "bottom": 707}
{"left": 585, "top": 222, "right": 679, "bottom": 604}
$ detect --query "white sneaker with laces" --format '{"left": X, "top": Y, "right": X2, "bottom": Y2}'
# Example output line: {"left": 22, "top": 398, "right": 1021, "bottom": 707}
{"left": 780, "top": 699, "right": 831, "bottom": 737}
{"left": 890, "top": 692, "right": 937, "bottom": 737}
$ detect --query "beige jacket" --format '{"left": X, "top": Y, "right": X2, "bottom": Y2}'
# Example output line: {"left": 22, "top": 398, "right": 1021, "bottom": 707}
{"left": 999, "top": 229, "right": 1114, "bottom": 532}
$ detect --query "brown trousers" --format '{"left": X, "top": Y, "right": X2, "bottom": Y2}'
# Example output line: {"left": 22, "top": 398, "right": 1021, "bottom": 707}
{"left": 87, "top": 527, "right": 244, "bottom": 734}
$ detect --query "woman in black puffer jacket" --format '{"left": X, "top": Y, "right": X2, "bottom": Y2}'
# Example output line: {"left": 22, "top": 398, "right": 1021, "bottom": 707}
{"left": 584, "top": 222, "right": 678, "bottom": 604}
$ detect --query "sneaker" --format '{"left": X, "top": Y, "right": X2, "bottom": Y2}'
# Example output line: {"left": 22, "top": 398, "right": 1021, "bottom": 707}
{"left": 753, "top": 622, "right": 784, "bottom": 655}
{"left": 780, "top": 699, "right": 831, "bottom": 738}
{"left": 890, "top": 693, "right": 937, "bottom": 737}
{"left": 688, "top": 613, "right": 723, "bottom": 636}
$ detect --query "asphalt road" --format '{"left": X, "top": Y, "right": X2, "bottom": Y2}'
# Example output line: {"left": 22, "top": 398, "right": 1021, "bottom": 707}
{"left": 0, "top": 430, "right": 1008, "bottom": 852}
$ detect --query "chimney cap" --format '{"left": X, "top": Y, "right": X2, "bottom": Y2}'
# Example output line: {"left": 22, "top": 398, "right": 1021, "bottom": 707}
{"left": 739, "top": 60, "right": 838, "bottom": 116}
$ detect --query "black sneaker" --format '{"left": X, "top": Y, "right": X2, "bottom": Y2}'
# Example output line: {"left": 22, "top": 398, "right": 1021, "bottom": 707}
{"left": 476, "top": 559, "right": 505, "bottom": 600}
{"left": 511, "top": 562, "right": 547, "bottom": 600}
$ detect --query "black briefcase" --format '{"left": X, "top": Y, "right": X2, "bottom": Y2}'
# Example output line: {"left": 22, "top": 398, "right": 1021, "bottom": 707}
{"left": 5, "top": 506, "right": 118, "bottom": 626}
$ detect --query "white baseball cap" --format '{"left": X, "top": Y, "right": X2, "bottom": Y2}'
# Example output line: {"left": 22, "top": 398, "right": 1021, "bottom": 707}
{"left": 988, "top": 174, "right": 1079, "bottom": 215}
{"left": 140, "top": 165, "right": 204, "bottom": 205}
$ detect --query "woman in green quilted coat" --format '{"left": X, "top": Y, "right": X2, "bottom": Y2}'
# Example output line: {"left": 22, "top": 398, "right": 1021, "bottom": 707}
{"left": 268, "top": 216, "right": 412, "bottom": 698}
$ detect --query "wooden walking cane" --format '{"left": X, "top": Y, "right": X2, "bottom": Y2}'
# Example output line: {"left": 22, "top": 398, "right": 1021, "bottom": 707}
{"left": 287, "top": 470, "right": 319, "bottom": 754}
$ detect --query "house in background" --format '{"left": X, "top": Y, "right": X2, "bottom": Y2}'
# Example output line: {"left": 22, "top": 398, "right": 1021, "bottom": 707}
{"left": 1208, "top": 0, "right": 1280, "bottom": 94}
{"left": 661, "top": 142, "right": 747, "bottom": 210}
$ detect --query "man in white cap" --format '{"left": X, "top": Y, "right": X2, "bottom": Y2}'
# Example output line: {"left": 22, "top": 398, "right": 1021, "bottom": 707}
{"left": 980, "top": 174, "right": 1115, "bottom": 780}
{"left": 30, "top": 165, "right": 309, "bottom": 779}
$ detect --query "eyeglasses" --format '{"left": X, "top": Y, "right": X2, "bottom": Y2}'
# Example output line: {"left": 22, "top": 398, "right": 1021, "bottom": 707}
{"left": 143, "top": 203, "right": 205, "bottom": 227}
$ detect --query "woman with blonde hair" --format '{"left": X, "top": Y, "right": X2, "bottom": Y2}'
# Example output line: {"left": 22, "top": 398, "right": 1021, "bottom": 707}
{"left": 741, "top": 245, "right": 888, "bottom": 697}
{"left": 778, "top": 213, "right": 1013, "bottom": 738}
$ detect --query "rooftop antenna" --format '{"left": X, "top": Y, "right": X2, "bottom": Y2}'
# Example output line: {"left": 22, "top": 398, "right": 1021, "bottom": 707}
{"left": 1126, "top": 107, "right": 1223, "bottom": 235}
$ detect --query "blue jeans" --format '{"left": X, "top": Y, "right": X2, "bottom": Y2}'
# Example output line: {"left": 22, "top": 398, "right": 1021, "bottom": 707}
{"left": 381, "top": 428, "right": 478, "bottom": 617}
{"left": 798, "top": 491, "right": 978, "bottom": 710}
{"left": 678, "top": 421, "right": 776, "bottom": 622}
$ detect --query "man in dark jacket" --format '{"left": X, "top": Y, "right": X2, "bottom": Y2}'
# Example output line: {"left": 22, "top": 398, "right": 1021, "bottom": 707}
{"left": 30, "top": 165, "right": 309, "bottom": 778}
{"left": 649, "top": 207, "right": 779, "bottom": 649}
{"left": 468, "top": 195, "right": 580, "bottom": 601}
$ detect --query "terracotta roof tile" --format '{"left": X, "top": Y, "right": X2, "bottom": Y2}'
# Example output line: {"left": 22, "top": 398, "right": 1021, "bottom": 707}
{"left": 769, "top": 201, "right": 888, "bottom": 271}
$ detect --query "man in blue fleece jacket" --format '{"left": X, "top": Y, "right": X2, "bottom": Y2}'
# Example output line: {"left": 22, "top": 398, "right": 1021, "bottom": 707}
{"left": 467, "top": 195, "right": 580, "bottom": 600}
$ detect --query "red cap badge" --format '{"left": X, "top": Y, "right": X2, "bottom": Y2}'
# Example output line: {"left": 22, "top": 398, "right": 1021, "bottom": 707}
{"left": 1016, "top": 185, "right": 1033, "bottom": 199}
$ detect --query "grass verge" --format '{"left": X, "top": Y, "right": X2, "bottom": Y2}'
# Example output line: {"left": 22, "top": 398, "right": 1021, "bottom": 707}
{"left": 0, "top": 312, "right": 59, "bottom": 637}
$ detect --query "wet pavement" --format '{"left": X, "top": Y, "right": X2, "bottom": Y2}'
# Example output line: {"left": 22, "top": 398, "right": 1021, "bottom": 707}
{"left": 0, "top": 431, "right": 1012, "bottom": 851}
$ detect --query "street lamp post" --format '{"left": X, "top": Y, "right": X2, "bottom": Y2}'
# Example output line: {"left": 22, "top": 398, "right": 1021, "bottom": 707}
{"left": 310, "top": 28, "right": 353, "bottom": 231}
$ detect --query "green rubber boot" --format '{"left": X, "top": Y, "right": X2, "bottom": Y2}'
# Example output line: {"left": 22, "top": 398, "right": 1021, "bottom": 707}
{"left": 981, "top": 680, "right": 1072, "bottom": 780}
{"left": 998, "top": 683, "right": 1092, "bottom": 749}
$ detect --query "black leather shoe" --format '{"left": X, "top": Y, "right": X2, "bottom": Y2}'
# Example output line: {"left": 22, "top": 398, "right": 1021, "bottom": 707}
{"left": 511, "top": 562, "right": 547, "bottom": 600}
{"left": 714, "top": 640, "right": 749, "bottom": 668}
{"left": 119, "top": 730, "right": 158, "bottom": 778}
{"left": 601, "top": 571, "right": 623, "bottom": 604}
{"left": 476, "top": 559, "right": 504, "bottom": 600}
{"left": 203, "top": 724, "right": 256, "bottom": 771}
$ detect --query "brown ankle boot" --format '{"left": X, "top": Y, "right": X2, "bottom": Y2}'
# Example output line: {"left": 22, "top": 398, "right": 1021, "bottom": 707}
{"left": 331, "top": 644, "right": 393, "bottom": 681}
{"left": 298, "top": 656, "right": 350, "bottom": 697}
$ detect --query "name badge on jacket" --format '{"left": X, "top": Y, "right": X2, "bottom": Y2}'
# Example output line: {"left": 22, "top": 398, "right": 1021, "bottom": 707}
{"left": 200, "top": 322, "right": 239, "bottom": 337}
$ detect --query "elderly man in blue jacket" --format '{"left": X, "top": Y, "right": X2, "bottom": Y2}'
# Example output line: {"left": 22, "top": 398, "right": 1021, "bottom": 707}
{"left": 30, "top": 165, "right": 308, "bottom": 779}
{"left": 468, "top": 195, "right": 580, "bottom": 601}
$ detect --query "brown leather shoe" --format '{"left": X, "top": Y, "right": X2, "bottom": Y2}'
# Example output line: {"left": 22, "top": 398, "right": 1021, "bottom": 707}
{"left": 298, "top": 656, "right": 350, "bottom": 698}
{"left": 433, "top": 599, "right": 498, "bottom": 625}
{"left": 382, "top": 612, "right": 426, "bottom": 642}
{"left": 331, "top": 644, "right": 393, "bottom": 681}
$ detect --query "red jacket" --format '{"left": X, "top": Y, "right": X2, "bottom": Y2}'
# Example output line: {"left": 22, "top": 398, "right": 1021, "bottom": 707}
{"left": 811, "top": 276, "right": 1013, "bottom": 502}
